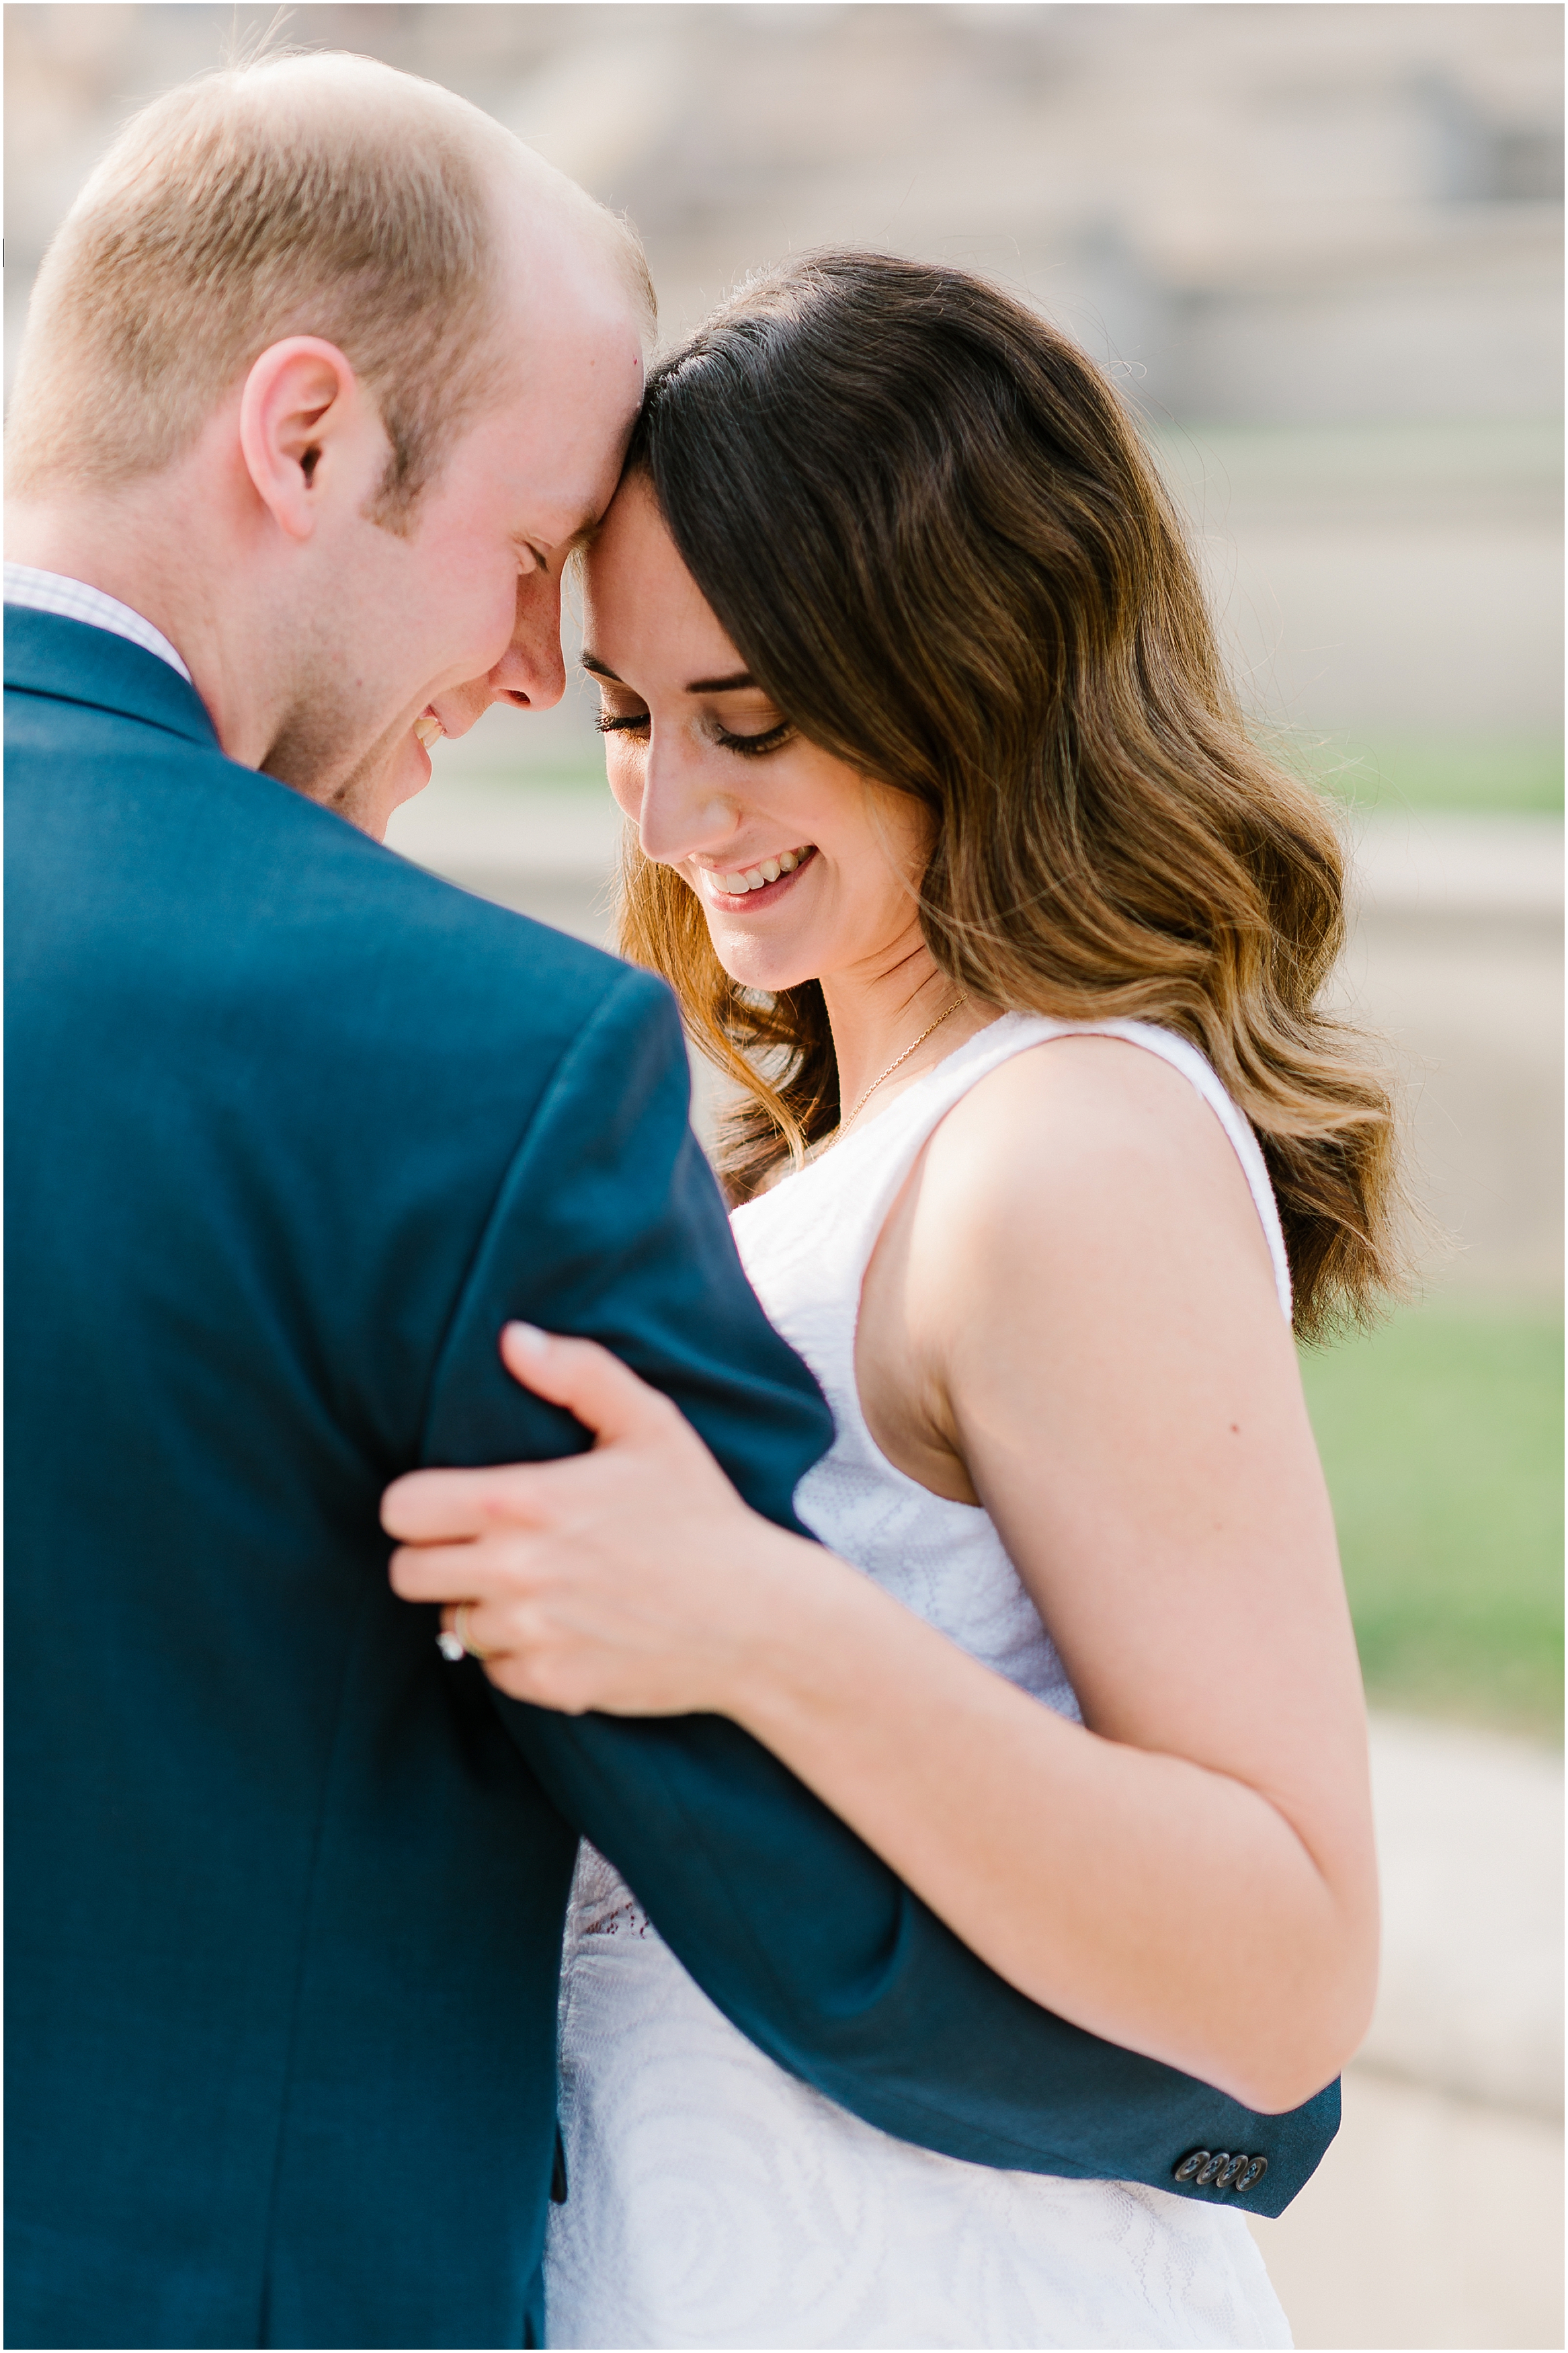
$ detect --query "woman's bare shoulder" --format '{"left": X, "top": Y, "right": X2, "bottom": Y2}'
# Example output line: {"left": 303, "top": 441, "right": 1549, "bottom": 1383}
{"left": 928, "top": 1030, "right": 1239, "bottom": 1197}
{"left": 907, "top": 1029, "right": 1281, "bottom": 1328}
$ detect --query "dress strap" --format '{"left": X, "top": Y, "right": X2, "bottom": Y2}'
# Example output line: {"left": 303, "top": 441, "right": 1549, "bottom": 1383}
{"left": 1093, "top": 1021, "right": 1293, "bottom": 1322}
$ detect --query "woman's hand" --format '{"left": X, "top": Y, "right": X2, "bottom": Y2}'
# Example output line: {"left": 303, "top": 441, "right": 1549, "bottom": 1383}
{"left": 382, "top": 1322, "right": 818, "bottom": 1714}
{"left": 385, "top": 1037, "right": 1383, "bottom": 2120}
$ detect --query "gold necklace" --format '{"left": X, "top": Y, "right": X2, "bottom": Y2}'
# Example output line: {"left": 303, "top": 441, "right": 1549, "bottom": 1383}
{"left": 821, "top": 992, "right": 968, "bottom": 1154}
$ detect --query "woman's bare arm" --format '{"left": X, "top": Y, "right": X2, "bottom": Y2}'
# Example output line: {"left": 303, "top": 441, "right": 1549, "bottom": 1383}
{"left": 385, "top": 1039, "right": 1377, "bottom": 2111}
{"left": 774, "top": 1035, "right": 1377, "bottom": 2108}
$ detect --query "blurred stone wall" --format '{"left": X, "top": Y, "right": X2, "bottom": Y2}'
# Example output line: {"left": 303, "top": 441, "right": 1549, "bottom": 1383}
{"left": 8, "top": 3, "right": 1561, "bottom": 413}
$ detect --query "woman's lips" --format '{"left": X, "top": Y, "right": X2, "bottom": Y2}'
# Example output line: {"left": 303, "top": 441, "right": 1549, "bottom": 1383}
{"left": 704, "top": 846, "right": 817, "bottom": 910}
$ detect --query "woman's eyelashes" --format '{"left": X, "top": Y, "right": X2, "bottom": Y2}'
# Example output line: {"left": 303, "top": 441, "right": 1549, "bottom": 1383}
{"left": 593, "top": 707, "right": 796, "bottom": 759}
{"left": 712, "top": 717, "right": 795, "bottom": 758}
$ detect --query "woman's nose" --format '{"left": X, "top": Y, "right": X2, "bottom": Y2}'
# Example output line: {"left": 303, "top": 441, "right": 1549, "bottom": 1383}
{"left": 636, "top": 731, "right": 739, "bottom": 867}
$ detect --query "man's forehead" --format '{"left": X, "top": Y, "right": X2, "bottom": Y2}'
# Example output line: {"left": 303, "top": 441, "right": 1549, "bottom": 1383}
{"left": 477, "top": 267, "right": 637, "bottom": 402}
{"left": 489, "top": 157, "right": 648, "bottom": 333}
{"left": 463, "top": 185, "right": 645, "bottom": 537}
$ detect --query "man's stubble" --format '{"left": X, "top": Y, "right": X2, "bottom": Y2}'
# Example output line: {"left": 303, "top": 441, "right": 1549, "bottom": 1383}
{"left": 257, "top": 587, "right": 419, "bottom": 833}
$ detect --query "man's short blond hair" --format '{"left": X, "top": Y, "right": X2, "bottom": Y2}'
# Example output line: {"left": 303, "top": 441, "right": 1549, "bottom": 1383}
{"left": 7, "top": 52, "right": 651, "bottom": 527}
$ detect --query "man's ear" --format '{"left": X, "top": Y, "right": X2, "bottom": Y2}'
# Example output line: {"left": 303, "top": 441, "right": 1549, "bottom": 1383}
{"left": 238, "top": 337, "right": 367, "bottom": 543}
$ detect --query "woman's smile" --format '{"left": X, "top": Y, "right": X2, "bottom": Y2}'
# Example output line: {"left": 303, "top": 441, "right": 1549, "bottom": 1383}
{"left": 698, "top": 844, "right": 817, "bottom": 908}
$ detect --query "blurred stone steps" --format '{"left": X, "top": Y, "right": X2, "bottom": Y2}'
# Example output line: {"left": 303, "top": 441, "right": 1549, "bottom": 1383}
{"left": 1351, "top": 809, "right": 1563, "bottom": 919}
{"left": 1360, "top": 1714, "right": 1562, "bottom": 2118}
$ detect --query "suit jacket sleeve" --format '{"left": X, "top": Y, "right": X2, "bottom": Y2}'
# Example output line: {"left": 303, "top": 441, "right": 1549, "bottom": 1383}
{"left": 417, "top": 964, "right": 1337, "bottom": 2213}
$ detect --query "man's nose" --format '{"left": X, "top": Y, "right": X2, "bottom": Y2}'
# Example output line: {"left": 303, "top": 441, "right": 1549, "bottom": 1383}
{"left": 488, "top": 568, "right": 567, "bottom": 713}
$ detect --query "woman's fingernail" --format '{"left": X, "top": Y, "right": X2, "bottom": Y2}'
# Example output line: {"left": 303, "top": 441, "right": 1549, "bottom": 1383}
{"left": 505, "top": 1321, "right": 549, "bottom": 1355}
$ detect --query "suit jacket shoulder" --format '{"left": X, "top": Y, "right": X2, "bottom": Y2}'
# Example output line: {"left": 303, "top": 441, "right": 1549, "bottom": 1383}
{"left": 7, "top": 607, "right": 686, "bottom": 1469}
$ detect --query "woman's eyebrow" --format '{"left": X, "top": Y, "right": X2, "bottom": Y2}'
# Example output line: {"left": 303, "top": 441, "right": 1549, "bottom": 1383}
{"left": 580, "top": 657, "right": 760, "bottom": 695}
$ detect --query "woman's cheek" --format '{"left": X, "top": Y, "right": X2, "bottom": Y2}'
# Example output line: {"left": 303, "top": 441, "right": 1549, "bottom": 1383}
{"left": 604, "top": 744, "right": 643, "bottom": 824}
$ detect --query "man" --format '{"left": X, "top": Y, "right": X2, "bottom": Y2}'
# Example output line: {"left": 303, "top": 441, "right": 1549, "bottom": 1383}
{"left": 6, "top": 50, "right": 1333, "bottom": 2353}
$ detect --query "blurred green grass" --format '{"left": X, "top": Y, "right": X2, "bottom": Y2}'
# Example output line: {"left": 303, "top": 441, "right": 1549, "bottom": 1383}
{"left": 1309, "top": 735, "right": 1564, "bottom": 814}
{"left": 1302, "top": 1302, "right": 1564, "bottom": 1736}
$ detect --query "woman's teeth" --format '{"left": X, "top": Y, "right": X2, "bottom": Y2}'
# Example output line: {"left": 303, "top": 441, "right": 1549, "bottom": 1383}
{"left": 716, "top": 848, "right": 807, "bottom": 895}
{"left": 413, "top": 713, "right": 444, "bottom": 751}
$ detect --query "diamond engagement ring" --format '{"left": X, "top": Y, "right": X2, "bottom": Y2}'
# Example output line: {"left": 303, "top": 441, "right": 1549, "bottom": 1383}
{"left": 436, "top": 1602, "right": 486, "bottom": 1663}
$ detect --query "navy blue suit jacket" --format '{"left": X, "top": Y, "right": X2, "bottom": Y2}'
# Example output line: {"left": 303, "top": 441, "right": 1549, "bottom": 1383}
{"left": 5, "top": 609, "right": 1337, "bottom": 2349}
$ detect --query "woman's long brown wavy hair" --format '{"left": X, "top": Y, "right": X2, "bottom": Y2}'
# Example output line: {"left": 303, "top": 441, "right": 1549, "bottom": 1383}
{"left": 616, "top": 250, "right": 1411, "bottom": 1341}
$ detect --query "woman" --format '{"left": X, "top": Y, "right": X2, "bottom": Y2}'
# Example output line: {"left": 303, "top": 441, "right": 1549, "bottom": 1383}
{"left": 388, "top": 253, "right": 1400, "bottom": 2348}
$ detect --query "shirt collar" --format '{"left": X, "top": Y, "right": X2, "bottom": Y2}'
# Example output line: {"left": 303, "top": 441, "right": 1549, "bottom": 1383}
{"left": 3, "top": 565, "right": 193, "bottom": 685}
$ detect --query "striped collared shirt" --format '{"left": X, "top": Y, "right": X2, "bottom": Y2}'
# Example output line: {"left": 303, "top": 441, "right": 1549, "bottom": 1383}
{"left": 4, "top": 563, "right": 193, "bottom": 685}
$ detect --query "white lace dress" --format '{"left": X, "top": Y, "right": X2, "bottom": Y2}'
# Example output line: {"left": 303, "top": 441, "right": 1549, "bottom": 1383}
{"left": 544, "top": 1013, "right": 1294, "bottom": 2349}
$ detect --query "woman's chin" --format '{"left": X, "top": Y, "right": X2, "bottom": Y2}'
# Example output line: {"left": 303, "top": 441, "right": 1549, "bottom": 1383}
{"left": 373, "top": 733, "right": 434, "bottom": 828}
{"left": 706, "top": 930, "right": 822, "bottom": 996}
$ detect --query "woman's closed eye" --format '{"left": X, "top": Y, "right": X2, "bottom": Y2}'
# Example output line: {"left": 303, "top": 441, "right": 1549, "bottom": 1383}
{"left": 595, "top": 707, "right": 796, "bottom": 759}
{"left": 711, "top": 716, "right": 795, "bottom": 758}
